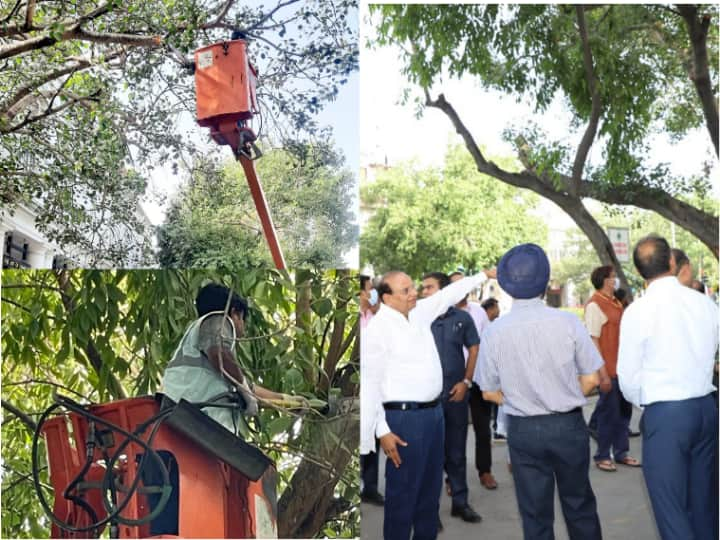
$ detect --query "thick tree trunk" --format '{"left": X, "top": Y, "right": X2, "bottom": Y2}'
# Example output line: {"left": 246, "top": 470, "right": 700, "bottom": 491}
{"left": 277, "top": 396, "right": 358, "bottom": 538}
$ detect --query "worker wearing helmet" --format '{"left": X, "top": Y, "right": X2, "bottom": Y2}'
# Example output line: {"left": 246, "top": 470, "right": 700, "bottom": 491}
{"left": 161, "top": 283, "right": 302, "bottom": 436}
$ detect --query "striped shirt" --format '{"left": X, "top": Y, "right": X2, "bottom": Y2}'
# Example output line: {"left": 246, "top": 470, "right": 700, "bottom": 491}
{"left": 476, "top": 298, "right": 603, "bottom": 417}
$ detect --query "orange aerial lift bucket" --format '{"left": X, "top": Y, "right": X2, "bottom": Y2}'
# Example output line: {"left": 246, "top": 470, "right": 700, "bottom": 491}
{"left": 193, "top": 37, "right": 286, "bottom": 270}
{"left": 36, "top": 395, "right": 277, "bottom": 539}
{"left": 194, "top": 39, "right": 258, "bottom": 150}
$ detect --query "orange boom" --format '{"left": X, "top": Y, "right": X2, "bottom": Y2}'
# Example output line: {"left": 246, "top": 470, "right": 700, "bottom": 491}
{"left": 193, "top": 37, "right": 286, "bottom": 270}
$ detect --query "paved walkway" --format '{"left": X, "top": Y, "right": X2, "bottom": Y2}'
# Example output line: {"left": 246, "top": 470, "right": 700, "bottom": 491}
{"left": 360, "top": 395, "right": 659, "bottom": 539}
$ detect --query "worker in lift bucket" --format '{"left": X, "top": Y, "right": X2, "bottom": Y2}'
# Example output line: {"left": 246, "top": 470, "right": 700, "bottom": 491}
{"left": 161, "top": 283, "right": 306, "bottom": 437}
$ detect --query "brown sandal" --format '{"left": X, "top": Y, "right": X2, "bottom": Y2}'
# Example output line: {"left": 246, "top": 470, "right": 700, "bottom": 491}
{"left": 596, "top": 460, "right": 617, "bottom": 472}
{"left": 616, "top": 456, "right": 641, "bottom": 467}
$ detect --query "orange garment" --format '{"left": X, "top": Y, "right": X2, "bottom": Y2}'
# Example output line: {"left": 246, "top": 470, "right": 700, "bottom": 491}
{"left": 588, "top": 291, "right": 623, "bottom": 377}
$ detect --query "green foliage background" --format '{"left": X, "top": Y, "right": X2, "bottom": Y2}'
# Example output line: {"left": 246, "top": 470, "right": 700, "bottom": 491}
{"left": 1, "top": 268, "right": 359, "bottom": 538}
{"left": 157, "top": 145, "right": 358, "bottom": 269}
{"left": 361, "top": 145, "right": 548, "bottom": 278}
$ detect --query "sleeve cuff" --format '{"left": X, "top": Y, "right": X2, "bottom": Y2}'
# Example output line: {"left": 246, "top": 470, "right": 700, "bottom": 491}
{"left": 376, "top": 420, "right": 391, "bottom": 439}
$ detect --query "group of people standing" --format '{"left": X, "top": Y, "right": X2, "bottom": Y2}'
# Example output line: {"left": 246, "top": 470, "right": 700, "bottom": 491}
{"left": 360, "top": 235, "right": 718, "bottom": 540}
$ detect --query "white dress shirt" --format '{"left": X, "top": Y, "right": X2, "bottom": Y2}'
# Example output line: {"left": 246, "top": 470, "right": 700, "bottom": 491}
{"left": 360, "top": 273, "right": 488, "bottom": 454}
{"left": 617, "top": 276, "right": 719, "bottom": 407}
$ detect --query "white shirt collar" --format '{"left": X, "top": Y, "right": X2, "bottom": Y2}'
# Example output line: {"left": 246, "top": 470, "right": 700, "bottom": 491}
{"left": 645, "top": 275, "right": 679, "bottom": 294}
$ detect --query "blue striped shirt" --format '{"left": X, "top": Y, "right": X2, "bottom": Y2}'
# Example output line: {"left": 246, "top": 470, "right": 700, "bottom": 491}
{"left": 475, "top": 298, "right": 603, "bottom": 416}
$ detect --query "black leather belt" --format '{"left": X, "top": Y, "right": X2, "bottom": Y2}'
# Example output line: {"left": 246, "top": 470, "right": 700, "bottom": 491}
{"left": 551, "top": 407, "right": 582, "bottom": 415}
{"left": 383, "top": 398, "right": 440, "bottom": 411}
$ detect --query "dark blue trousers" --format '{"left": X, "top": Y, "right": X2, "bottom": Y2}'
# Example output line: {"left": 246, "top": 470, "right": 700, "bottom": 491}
{"left": 361, "top": 439, "right": 380, "bottom": 494}
{"left": 594, "top": 378, "right": 632, "bottom": 462}
{"left": 507, "top": 411, "right": 602, "bottom": 540}
{"left": 442, "top": 395, "right": 470, "bottom": 507}
{"left": 384, "top": 404, "right": 444, "bottom": 540}
{"left": 641, "top": 394, "right": 719, "bottom": 540}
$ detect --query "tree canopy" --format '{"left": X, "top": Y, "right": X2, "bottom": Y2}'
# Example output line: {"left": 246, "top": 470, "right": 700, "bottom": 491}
{"left": 370, "top": 3, "right": 718, "bottom": 292}
{"left": 157, "top": 143, "right": 357, "bottom": 269}
{"left": 1, "top": 268, "right": 359, "bottom": 538}
{"left": 1, "top": 0, "right": 358, "bottom": 264}
{"left": 361, "top": 144, "right": 547, "bottom": 278}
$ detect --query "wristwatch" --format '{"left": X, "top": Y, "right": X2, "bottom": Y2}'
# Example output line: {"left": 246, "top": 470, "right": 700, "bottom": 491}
{"left": 463, "top": 378, "right": 472, "bottom": 388}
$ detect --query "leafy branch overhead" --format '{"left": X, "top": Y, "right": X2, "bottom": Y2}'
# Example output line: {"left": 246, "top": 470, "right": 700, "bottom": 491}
{"left": 0, "top": 0, "right": 358, "bottom": 264}
{"left": 372, "top": 3, "right": 718, "bottom": 285}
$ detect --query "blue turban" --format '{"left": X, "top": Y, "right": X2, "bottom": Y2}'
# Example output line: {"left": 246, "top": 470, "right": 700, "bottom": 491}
{"left": 497, "top": 243, "right": 550, "bottom": 299}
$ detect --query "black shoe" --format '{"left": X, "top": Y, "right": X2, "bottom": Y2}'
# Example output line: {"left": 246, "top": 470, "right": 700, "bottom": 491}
{"left": 360, "top": 490, "right": 385, "bottom": 506}
{"left": 451, "top": 504, "right": 482, "bottom": 523}
{"left": 437, "top": 518, "right": 443, "bottom": 532}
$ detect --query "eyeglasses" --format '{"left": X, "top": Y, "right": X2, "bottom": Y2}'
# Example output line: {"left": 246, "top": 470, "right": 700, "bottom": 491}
{"left": 392, "top": 285, "right": 417, "bottom": 296}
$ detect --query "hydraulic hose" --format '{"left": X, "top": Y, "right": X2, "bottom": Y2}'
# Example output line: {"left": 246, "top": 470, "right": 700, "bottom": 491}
{"left": 31, "top": 394, "right": 173, "bottom": 535}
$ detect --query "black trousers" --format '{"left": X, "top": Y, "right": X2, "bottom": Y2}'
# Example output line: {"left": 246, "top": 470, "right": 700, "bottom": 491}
{"left": 468, "top": 384, "right": 493, "bottom": 475}
{"left": 442, "top": 395, "right": 470, "bottom": 508}
{"left": 361, "top": 439, "right": 380, "bottom": 494}
{"left": 507, "top": 411, "right": 601, "bottom": 540}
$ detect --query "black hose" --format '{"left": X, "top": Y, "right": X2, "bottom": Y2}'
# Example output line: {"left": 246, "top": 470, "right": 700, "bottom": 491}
{"left": 62, "top": 421, "right": 100, "bottom": 537}
{"left": 31, "top": 395, "right": 173, "bottom": 534}
{"left": 33, "top": 391, "right": 248, "bottom": 535}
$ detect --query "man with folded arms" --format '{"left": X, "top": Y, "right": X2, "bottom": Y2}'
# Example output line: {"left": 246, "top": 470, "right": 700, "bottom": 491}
{"left": 618, "top": 235, "right": 718, "bottom": 540}
{"left": 361, "top": 267, "right": 495, "bottom": 540}
{"left": 477, "top": 244, "right": 603, "bottom": 540}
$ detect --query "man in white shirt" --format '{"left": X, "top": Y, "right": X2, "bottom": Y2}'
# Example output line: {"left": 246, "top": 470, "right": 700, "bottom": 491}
{"left": 361, "top": 268, "right": 494, "bottom": 540}
{"left": 617, "top": 235, "right": 718, "bottom": 540}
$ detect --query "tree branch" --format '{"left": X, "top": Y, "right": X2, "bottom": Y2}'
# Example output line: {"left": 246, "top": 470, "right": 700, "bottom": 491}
{"left": 1, "top": 50, "right": 123, "bottom": 119}
{"left": 1, "top": 399, "right": 37, "bottom": 431}
{"left": 0, "top": 26, "right": 161, "bottom": 61}
{"left": 24, "top": 0, "right": 36, "bottom": 31}
{"left": 1, "top": 89, "right": 101, "bottom": 134}
{"left": 1, "top": 0, "right": 23, "bottom": 25}
{"left": 571, "top": 5, "right": 603, "bottom": 192}
{"left": 201, "top": 0, "right": 237, "bottom": 29}
{"left": 1, "top": 58, "right": 90, "bottom": 119}
{"left": 677, "top": 4, "right": 718, "bottom": 157}
{"left": 424, "top": 90, "right": 719, "bottom": 259}
{"left": 3, "top": 379, "right": 92, "bottom": 400}
{"left": 240, "top": 0, "right": 301, "bottom": 33}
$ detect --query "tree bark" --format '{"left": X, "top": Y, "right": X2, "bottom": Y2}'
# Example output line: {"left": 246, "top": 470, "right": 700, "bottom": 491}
{"left": 677, "top": 5, "right": 719, "bottom": 157}
{"left": 277, "top": 396, "right": 358, "bottom": 538}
